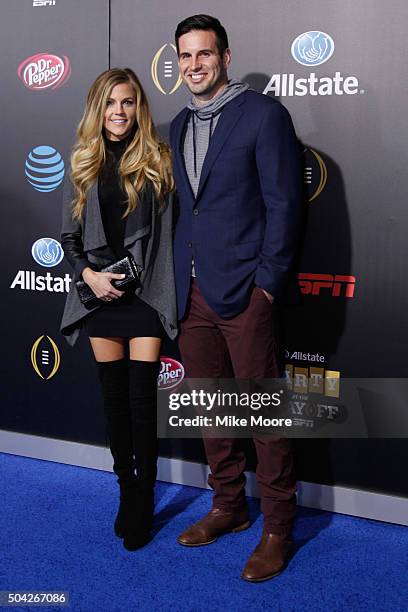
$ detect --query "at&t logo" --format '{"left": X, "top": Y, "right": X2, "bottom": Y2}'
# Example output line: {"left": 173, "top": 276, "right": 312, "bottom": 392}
{"left": 31, "top": 335, "right": 61, "bottom": 380}
{"left": 264, "top": 32, "right": 363, "bottom": 97}
{"left": 18, "top": 53, "right": 71, "bottom": 90}
{"left": 291, "top": 31, "right": 334, "bottom": 67}
{"left": 151, "top": 44, "right": 182, "bottom": 95}
{"left": 25, "top": 146, "right": 65, "bottom": 192}
{"left": 32, "top": 238, "right": 64, "bottom": 268}
{"left": 158, "top": 357, "right": 185, "bottom": 390}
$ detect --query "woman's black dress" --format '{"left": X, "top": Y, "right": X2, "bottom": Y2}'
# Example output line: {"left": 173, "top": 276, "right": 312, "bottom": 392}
{"left": 84, "top": 137, "right": 163, "bottom": 338}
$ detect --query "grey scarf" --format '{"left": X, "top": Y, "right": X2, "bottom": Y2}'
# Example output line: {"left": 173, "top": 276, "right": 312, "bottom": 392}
{"left": 185, "top": 79, "right": 249, "bottom": 183}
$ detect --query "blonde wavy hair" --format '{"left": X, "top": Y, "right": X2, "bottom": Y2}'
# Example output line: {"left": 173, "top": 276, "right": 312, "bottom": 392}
{"left": 70, "top": 68, "right": 174, "bottom": 219}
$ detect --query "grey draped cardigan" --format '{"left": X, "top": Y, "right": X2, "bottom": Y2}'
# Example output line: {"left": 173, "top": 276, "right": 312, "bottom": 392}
{"left": 60, "top": 174, "right": 178, "bottom": 346}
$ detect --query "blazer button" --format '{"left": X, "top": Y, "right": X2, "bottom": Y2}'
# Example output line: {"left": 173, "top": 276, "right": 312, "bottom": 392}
{"left": 187, "top": 241, "right": 192, "bottom": 248}
{"left": 192, "top": 208, "right": 199, "bottom": 216}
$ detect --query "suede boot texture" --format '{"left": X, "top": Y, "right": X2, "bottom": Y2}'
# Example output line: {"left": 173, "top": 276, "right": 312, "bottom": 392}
{"left": 97, "top": 359, "right": 137, "bottom": 539}
{"left": 124, "top": 359, "right": 160, "bottom": 551}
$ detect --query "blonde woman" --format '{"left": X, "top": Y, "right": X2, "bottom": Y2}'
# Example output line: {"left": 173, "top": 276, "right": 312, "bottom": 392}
{"left": 60, "top": 68, "right": 177, "bottom": 551}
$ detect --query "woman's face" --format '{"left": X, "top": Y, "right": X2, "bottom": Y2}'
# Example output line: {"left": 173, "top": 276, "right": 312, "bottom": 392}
{"left": 104, "top": 82, "right": 137, "bottom": 141}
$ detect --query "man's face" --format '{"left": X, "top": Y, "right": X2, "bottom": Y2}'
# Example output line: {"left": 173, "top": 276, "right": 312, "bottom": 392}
{"left": 178, "top": 29, "right": 231, "bottom": 102}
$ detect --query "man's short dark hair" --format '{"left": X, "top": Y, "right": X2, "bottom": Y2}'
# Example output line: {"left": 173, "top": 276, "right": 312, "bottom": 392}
{"left": 175, "top": 14, "right": 229, "bottom": 57}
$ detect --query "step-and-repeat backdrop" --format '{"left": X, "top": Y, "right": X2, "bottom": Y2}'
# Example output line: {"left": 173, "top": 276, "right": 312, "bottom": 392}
{"left": 1, "top": 0, "right": 407, "bottom": 496}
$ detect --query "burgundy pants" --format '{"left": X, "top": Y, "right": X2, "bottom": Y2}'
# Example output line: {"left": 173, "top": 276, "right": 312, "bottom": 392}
{"left": 178, "top": 280, "right": 296, "bottom": 537}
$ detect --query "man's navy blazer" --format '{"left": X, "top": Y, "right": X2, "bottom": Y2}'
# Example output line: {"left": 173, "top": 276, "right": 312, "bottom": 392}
{"left": 170, "top": 89, "right": 302, "bottom": 320}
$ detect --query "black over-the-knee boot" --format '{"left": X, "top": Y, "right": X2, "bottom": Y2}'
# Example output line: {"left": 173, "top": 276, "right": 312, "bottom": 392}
{"left": 97, "top": 359, "right": 137, "bottom": 539}
{"left": 125, "top": 359, "right": 160, "bottom": 551}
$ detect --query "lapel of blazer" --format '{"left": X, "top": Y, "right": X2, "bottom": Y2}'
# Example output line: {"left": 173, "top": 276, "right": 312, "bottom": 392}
{"left": 195, "top": 93, "right": 245, "bottom": 202}
{"left": 173, "top": 107, "right": 196, "bottom": 207}
{"left": 124, "top": 183, "right": 152, "bottom": 245}
{"left": 83, "top": 180, "right": 152, "bottom": 253}
{"left": 82, "top": 182, "right": 107, "bottom": 252}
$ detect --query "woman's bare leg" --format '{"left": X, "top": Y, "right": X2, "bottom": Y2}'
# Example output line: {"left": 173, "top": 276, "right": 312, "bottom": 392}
{"left": 89, "top": 336, "right": 126, "bottom": 362}
{"left": 129, "top": 337, "right": 162, "bottom": 362}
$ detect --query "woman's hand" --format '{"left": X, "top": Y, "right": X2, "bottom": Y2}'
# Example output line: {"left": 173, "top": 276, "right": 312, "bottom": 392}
{"left": 82, "top": 267, "right": 125, "bottom": 302}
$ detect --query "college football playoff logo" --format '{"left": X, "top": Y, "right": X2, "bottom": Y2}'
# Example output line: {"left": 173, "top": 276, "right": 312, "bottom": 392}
{"left": 303, "top": 147, "right": 327, "bottom": 202}
{"left": 31, "top": 335, "right": 61, "bottom": 380}
{"left": 151, "top": 44, "right": 182, "bottom": 95}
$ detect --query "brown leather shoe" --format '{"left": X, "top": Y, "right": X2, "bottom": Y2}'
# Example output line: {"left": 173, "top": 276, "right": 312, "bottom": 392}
{"left": 241, "top": 530, "right": 292, "bottom": 582}
{"left": 177, "top": 507, "right": 250, "bottom": 547}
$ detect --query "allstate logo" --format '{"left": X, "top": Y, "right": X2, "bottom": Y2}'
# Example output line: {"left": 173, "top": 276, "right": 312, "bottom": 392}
{"left": 18, "top": 53, "right": 71, "bottom": 90}
{"left": 158, "top": 357, "right": 185, "bottom": 390}
{"left": 291, "top": 31, "right": 335, "bottom": 66}
{"left": 25, "top": 146, "right": 65, "bottom": 192}
{"left": 31, "top": 238, "right": 64, "bottom": 268}
{"left": 151, "top": 44, "right": 182, "bottom": 95}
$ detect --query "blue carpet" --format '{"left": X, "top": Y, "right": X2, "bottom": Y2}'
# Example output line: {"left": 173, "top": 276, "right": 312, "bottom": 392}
{"left": 0, "top": 452, "right": 407, "bottom": 611}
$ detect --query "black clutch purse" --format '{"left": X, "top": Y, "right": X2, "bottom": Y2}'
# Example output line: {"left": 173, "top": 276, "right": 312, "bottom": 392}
{"left": 75, "top": 254, "right": 140, "bottom": 307}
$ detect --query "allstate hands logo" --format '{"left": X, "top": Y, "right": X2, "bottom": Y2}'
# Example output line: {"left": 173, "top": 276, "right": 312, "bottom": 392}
{"left": 291, "top": 31, "right": 334, "bottom": 66}
{"left": 32, "top": 238, "right": 64, "bottom": 267}
{"left": 25, "top": 145, "right": 65, "bottom": 192}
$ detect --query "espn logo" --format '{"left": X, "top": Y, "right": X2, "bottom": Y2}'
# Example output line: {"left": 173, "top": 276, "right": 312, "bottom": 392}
{"left": 285, "top": 365, "right": 340, "bottom": 398}
{"left": 298, "top": 273, "right": 355, "bottom": 298}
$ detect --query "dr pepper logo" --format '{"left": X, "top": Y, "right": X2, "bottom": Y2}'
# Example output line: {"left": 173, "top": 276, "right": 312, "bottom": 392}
{"left": 158, "top": 357, "right": 185, "bottom": 390}
{"left": 18, "top": 53, "right": 71, "bottom": 90}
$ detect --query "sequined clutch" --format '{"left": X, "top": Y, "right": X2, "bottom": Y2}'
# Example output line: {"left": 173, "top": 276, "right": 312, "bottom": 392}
{"left": 75, "top": 255, "right": 140, "bottom": 307}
